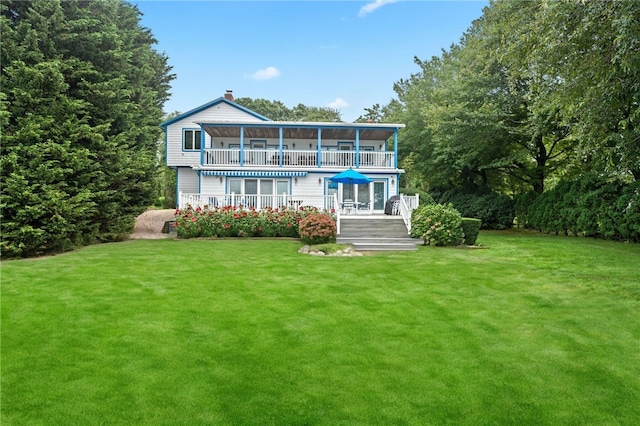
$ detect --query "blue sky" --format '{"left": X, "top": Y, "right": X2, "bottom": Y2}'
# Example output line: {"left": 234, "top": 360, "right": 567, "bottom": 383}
{"left": 135, "top": 0, "right": 488, "bottom": 122}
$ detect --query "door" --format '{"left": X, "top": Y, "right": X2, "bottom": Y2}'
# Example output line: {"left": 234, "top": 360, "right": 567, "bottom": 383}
{"left": 244, "top": 179, "right": 258, "bottom": 208}
{"left": 357, "top": 183, "right": 370, "bottom": 212}
{"left": 276, "top": 180, "right": 289, "bottom": 209}
{"left": 259, "top": 179, "right": 274, "bottom": 209}
{"left": 373, "top": 181, "right": 385, "bottom": 211}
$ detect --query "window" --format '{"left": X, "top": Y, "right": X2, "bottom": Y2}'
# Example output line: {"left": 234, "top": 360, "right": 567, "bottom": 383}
{"left": 183, "top": 129, "right": 202, "bottom": 150}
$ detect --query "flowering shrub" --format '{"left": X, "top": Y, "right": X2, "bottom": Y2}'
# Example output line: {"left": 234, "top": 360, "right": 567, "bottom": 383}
{"left": 173, "top": 205, "right": 334, "bottom": 239}
{"left": 299, "top": 213, "right": 337, "bottom": 245}
{"left": 410, "top": 203, "right": 464, "bottom": 246}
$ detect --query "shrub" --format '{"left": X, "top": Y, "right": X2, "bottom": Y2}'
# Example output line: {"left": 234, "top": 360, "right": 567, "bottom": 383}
{"left": 174, "top": 205, "right": 334, "bottom": 239}
{"left": 460, "top": 218, "right": 482, "bottom": 245}
{"left": 411, "top": 203, "right": 464, "bottom": 246}
{"left": 400, "top": 187, "right": 435, "bottom": 205}
{"left": 522, "top": 174, "right": 639, "bottom": 242}
{"left": 299, "top": 213, "right": 337, "bottom": 245}
{"left": 514, "top": 191, "right": 538, "bottom": 229}
{"left": 432, "top": 188, "right": 514, "bottom": 230}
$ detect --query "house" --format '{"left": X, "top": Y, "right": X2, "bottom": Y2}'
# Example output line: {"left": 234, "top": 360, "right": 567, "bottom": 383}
{"left": 161, "top": 91, "right": 412, "bottom": 217}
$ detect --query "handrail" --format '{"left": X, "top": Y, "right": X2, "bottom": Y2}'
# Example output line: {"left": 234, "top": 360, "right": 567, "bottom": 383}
{"left": 398, "top": 195, "right": 412, "bottom": 233}
{"left": 334, "top": 193, "right": 341, "bottom": 234}
{"left": 398, "top": 194, "right": 420, "bottom": 234}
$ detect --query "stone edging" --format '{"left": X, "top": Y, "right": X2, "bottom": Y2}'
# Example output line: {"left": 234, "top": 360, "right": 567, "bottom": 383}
{"left": 298, "top": 245, "right": 363, "bottom": 257}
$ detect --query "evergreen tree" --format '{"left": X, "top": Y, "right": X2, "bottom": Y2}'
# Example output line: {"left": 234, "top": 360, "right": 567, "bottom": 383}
{"left": 1, "top": 0, "right": 174, "bottom": 257}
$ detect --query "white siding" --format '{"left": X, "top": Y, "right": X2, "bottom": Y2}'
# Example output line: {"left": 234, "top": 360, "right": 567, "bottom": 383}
{"left": 291, "top": 175, "right": 325, "bottom": 198}
{"left": 166, "top": 103, "right": 265, "bottom": 167}
{"left": 177, "top": 167, "right": 199, "bottom": 194}
{"left": 200, "top": 175, "right": 225, "bottom": 194}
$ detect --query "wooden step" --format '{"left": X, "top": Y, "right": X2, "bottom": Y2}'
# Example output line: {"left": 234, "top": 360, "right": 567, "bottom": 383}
{"left": 337, "top": 216, "right": 421, "bottom": 251}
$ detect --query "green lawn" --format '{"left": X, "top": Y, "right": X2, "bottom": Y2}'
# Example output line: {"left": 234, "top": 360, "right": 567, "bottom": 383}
{"left": 2, "top": 232, "right": 639, "bottom": 425}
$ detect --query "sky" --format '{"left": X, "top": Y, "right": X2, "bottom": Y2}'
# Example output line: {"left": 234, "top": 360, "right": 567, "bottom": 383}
{"left": 135, "top": 0, "right": 489, "bottom": 122}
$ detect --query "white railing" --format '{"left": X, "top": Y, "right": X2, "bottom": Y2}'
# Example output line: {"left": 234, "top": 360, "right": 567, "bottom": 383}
{"left": 202, "top": 149, "right": 395, "bottom": 169}
{"left": 399, "top": 193, "right": 420, "bottom": 234}
{"left": 179, "top": 192, "right": 338, "bottom": 212}
{"left": 334, "top": 193, "right": 341, "bottom": 234}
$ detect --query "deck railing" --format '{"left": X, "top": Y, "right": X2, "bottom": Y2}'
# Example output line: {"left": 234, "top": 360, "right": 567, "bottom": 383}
{"left": 202, "top": 149, "right": 395, "bottom": 169}
{"left": 179, "top": 192, "right": 338, "bottom": 212}
{"left": 179, "top": 193, "right": 418, "bottom": 235}
{"left": 399, "top": 194, "right": 420, "bottom": 233}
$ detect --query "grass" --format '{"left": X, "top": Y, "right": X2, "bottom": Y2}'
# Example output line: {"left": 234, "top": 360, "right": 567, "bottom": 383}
{"left": 2, "top": 231, "right": 639, "bottom": 425}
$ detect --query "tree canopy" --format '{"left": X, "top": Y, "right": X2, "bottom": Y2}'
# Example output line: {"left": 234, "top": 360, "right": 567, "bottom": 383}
{"left": 234, "top": 97, "right": 342, "bottom": 122}
{"left": 384, "top": 0, "right": 639, "bottom": 194}
{"left": 1, "top": 0, "right": 174, "bottom": 257}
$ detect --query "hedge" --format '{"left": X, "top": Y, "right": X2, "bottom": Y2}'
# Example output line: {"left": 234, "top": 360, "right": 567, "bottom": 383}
{"left": 518, "top": 174, "right": 639, "bottom": 242}
{"left": 461, "top": 218, "right": 482, "bottom": 245}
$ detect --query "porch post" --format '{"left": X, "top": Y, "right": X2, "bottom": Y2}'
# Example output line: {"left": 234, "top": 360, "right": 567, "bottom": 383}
{"left": 317, "top": 127, "right": 322, "bottom": 167}
{"left": 355, "top": 128, "right": 360, "bottom": 168}
{"left": 199, "top": 125, "right": 205, "bottom": 165}
{"left": 393, "top": 128, "right": 398, "bottom": 169}
{"left": 279, "top": 127, "right": 283, "bottom": 167}
{"left": 239, "top": 126, "right": 244, "bottom": 166}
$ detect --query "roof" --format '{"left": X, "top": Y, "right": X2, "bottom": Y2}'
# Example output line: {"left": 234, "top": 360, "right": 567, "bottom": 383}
{"left": 159, "top": 97, "right": 270, "bottom": 128}
{"left": 196, "top": 121, "right": 405, "bottom": 141}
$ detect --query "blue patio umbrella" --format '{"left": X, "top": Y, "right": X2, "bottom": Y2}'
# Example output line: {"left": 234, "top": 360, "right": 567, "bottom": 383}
{"left": 329, "top": 168, "right": 372, "bottom": 185}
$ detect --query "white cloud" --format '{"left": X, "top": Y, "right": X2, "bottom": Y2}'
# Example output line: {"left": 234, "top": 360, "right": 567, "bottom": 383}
{"left": 247, "top": 66, "right": 281, "bottom": 81}
{"left": 328, "top": 98, "right": 349, "bottom": 109}
{"left": 358, "top": 0, "right": 401, "bottom": 17}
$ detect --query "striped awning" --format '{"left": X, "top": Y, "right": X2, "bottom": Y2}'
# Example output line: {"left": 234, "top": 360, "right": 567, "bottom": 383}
{"left": 201, "top": 171, "right": 308, "bottom": 177}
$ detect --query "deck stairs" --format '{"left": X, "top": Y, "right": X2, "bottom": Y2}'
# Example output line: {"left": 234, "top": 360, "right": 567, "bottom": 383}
{"left": 337, "top": 216, "right": 422, "bottom": 251}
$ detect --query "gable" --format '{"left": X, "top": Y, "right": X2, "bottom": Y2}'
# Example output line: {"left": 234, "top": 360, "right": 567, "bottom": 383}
{"left": 160, "top": 97, "right": 270, "bottom": 128}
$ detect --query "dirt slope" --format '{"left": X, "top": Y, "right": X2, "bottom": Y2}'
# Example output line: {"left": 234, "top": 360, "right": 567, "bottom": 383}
{"left": 130, "top": 209, "right": 176, "bottom": 239}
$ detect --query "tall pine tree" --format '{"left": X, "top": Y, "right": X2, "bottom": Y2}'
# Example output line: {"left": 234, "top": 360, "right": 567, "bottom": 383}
{"left": 1, "top": 0, "right": 174, "bottom": 257}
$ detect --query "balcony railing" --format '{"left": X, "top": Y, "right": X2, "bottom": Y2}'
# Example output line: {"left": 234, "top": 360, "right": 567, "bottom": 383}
{"left": 203, "top": 149, "right": 395, "bottom": 169}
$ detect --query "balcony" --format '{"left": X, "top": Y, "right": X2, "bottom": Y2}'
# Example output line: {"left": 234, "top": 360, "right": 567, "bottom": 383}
{"left": 202, "top": 149, "right": 396, "bottom": 169}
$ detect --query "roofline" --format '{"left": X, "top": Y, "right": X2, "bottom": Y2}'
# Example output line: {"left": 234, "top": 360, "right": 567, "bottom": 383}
{"left": 159, "top": 97, "right": 271, "bottom": 128}
{"left": 195, "top": 121, "right": 405, "bottom": 129}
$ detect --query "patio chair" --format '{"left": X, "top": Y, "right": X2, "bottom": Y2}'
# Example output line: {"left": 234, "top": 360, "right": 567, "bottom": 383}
{"left": 342, "top": 199, "right": 355, "bottom": 214}
{"left": 359, "top": 201, "right": 371, "bottom": 213}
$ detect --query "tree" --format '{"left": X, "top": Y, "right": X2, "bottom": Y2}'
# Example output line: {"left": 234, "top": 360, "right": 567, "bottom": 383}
{"left": 487, "top": 0, "right": 640, "bottom": 181}
{"left": 387, "top": 4, "right": 578, "bottom": 195}
{"left": 1, "top": 0, "right": 174, "bottom": 257}
{"left": 234, "top": 97, "right": 342, "bottom": 122}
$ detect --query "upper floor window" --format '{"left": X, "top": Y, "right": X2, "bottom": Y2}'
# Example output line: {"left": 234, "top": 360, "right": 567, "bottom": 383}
{"left": 183, "top": 129, "right": 201, "bottom": 150}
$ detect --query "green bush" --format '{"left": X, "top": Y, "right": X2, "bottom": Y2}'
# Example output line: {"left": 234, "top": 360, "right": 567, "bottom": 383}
{"left": 522, "top": 174, "right": 639, "bottom": 242}
{"left": 411, "top": 203, "right": 464, "bottom": 246}
{"left": 299, "top": 213, "right": 337, "bottom": 245}
{"left": 460, "top": 218, "right": 482, "bottom": 245}
{"left": 432, "top": 188, "right": 514, "bottom": 230}
{"left": 400, "top": 187, "right": 435, "bottom": 205}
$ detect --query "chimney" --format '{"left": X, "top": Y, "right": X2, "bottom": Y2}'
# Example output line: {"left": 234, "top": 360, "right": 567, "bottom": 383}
{"left": 224, "top": 90, "right": 234, "bottom": 101}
